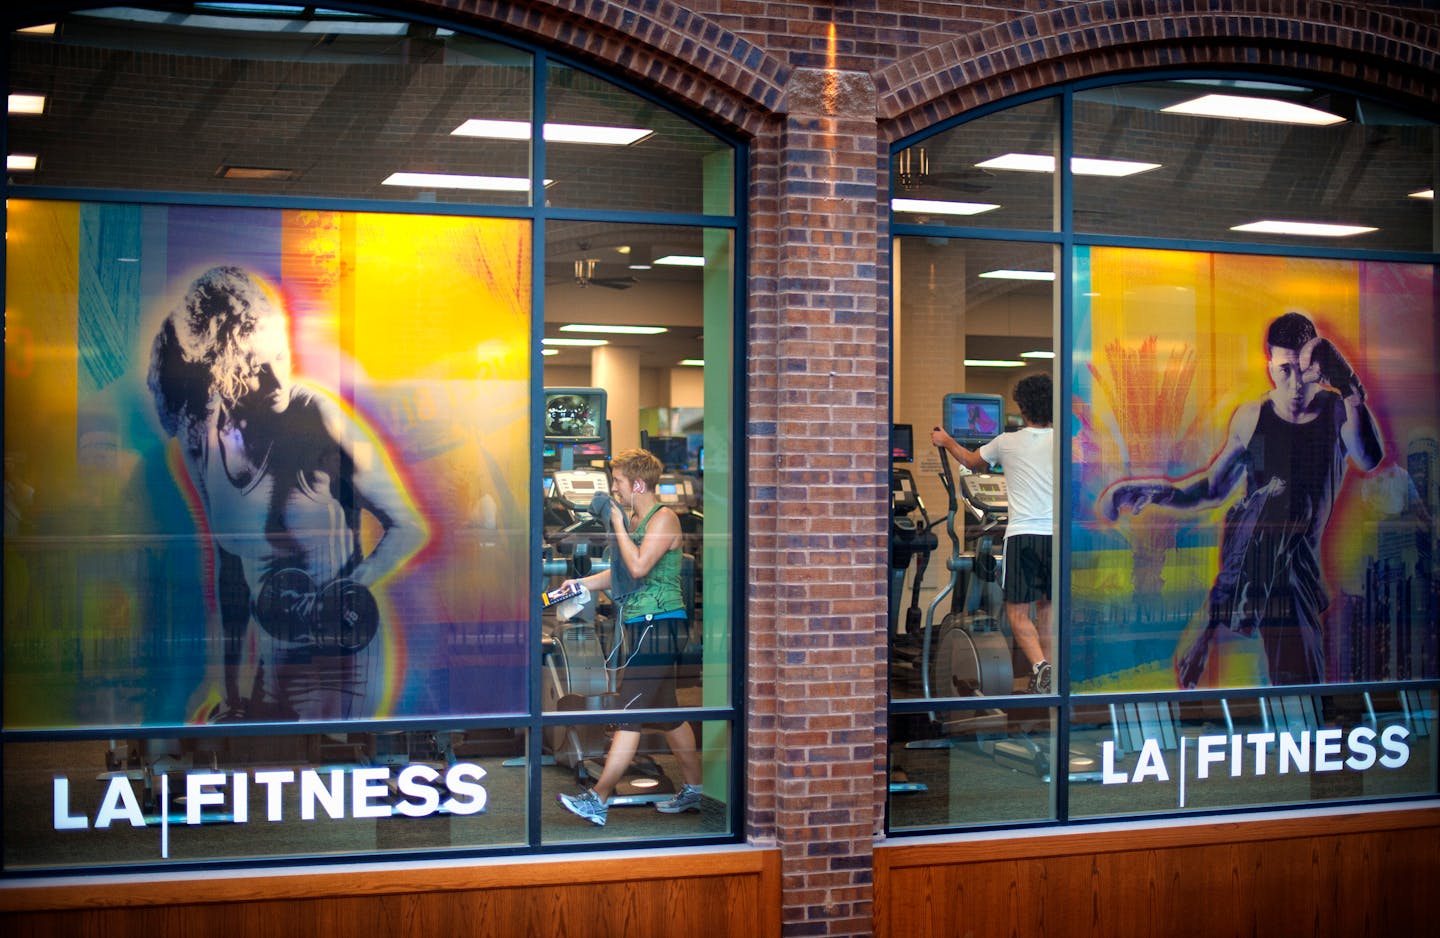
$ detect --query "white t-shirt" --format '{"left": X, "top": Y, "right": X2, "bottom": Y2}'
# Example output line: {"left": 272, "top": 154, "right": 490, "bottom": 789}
{"left": 977, "top": 427, "right": 1053, "bottom": 538}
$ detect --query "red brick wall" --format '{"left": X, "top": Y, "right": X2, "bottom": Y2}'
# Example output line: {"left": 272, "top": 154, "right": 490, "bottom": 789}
{"left": 408, "top": 3, "right": 1438, "bottom": 936}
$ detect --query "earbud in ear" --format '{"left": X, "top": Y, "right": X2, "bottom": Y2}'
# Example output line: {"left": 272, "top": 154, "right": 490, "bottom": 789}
{"left": 633, "top": 481, "right": 644, "bottom": 494}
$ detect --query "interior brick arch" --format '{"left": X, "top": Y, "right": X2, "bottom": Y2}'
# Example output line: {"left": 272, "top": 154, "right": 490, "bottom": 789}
{"left": 876, "top": 0, "right": 1440, "bottom": 140}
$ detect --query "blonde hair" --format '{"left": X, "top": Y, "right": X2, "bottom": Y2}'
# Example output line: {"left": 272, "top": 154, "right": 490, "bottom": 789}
{"left": 610, "top": 448, "right": 663, "bottom": 489}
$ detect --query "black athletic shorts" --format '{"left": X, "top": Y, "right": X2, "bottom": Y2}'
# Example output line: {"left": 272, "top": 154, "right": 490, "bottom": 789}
{"left": 615, "top": 612, "right": 689, "bottom": 732}
{"left": 1002, "top": 534, "right": 1052, "bottom": 604}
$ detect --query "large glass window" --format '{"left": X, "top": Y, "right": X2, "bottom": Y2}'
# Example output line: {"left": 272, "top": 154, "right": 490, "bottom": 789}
{"left": 3, "top": 3, "right": 741, "bottom": 872}
{"left": 889, "top": 76, "right": 1438, "bottom": 833}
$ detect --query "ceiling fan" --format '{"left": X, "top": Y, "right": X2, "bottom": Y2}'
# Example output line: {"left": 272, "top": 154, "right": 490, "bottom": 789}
{"left": 572, "top": 256, "right": 637, "bottom": 290}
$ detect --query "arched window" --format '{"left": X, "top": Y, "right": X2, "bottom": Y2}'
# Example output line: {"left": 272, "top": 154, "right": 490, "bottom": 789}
{"left": 888, "top": 75, "right": 1437, "bottom": 832}
{"left": 2, "top": 3, "right": 742, "bottom": 868}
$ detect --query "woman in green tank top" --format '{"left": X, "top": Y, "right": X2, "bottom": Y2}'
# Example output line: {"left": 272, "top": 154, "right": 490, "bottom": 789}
{"left": 556, "top": 449, "right": 704, "bottom": 827}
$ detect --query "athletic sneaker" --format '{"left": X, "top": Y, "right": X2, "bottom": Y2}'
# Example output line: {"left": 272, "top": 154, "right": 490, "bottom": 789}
{"left": 655, "top": 784, "right": 703, "bottom": 814}
{"left": 557, "top": 789, "right": 608, "bottom": 827}
{"left": 1028, "top": 660, "right": 1054, "bottom": 695}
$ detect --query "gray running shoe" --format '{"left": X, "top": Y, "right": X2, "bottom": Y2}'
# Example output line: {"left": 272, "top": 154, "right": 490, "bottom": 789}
{"left": 1028, "top": 660, "right": 1053, "bottom": 695}
{"left": 557, "top": 789, "right": 607, "bottom": 826}
{"left": 655, "top": 784, "right": 703, "bottom": 814}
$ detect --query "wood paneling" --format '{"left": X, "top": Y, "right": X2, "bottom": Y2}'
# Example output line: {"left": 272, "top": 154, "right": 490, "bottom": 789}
{"left": 875, "top": 807, "right": 1440, "bottom": 938}
{"left": 0, "top": 846, "right": 781, "bottom": 938}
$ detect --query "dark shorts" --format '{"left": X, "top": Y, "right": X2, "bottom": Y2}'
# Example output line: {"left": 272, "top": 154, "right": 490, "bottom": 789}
{"left": 616, "top": 612, "right": 689, "bottom": 732}
{"left": 1002, "top": 534, "right": 1052, "bottom": 604}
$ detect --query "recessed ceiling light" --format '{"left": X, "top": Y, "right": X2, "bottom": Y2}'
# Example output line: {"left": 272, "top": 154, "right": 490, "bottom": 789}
{"left": 678, "top": 359, "right": 705, "bottom": 367}
{"left": 560, "top": 324, "right": 668, "bottom": 335}
{"left": 975, "top": 153, "right": 1161, "bottom": 177}
{"left": 964, "top": 359, "right": 1025, "bottom": 367}
{"left": 7, "top": 154, "right": 38, "bottom": 172}
{"left": 542, "top": 337, "right": 608, "bottom": 347}
{"left": 1409, "top": 188, "right": 1434, "bottom": 200}
{"left": 1162, "top": 94, "right": 1345, "bottom": 125}
{"left": 978, "top": 269, "right": 1055, "bottom": 281}
{"left": 653, "top": 255, "right": 705, "bottom": 267}
{"left": 1230, "top": 220, "right": 1377, "bottom": 237}
{"left": 892, "top": 198, "right": 1000, "bottom": 216}
{"left": 382, "top": 172, "right": 540, "bottom": 192}
{"left": 1020, "top": 350, "right": 1056, "bottom": 359}
{"left": 451, "top": 119, "right": 653, "bottom": 146}
{"left": 8, "top": 94, "right": 45, "bottom": 114}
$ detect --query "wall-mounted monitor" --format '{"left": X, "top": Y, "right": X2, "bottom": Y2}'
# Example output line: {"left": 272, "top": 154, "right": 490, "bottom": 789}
{"left": 942, "top": 393, "right": 1003, "bottom": 448}
{"left": 890, "top": 423, "right": 914, "bottom": 462}
{"left": 543, "top": 387, "right": 607, "bottom": 443}
{"left": 644, "top": 435, "right": 691, "bottom": 470}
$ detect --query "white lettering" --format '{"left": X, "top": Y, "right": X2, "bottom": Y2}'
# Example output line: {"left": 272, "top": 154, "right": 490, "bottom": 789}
{"left": 1197, "top": 734, "right": 1227, "bottom": 779}
{"left": 1245, "top": 732, "right": 1275, "bottom": 775}
{"left": 395, "top": 764, "right": 443, "bottom": 816}
{"left": 300, "top": 769, "right": 346, "bottom": 820}
{"left": 186, "top": 772, "right": 227, "bottom": 825}
{"left": 351, "top": 767, "right": 393, "bottom": 819}
{"left": 95, "top": 776, "right": 146, "bottom": 828}
{"left": 1230, "top": 734, "right": 1244, "bottom": 778}
{"left": 232, "top": 772, "right": 248, "bottom": 824}
{"left": 53, "top": 777, "right": 89, "bottom": 830}
{"left": 1345, "top": 726, "right": 1377, "bottom": 771}
{"left": 442, "top": 763, "right": 488, "bottom": 815}
{"left": 255, "top": 770, "right": 294, "bottom": 822}
{"left": 1379, "top": 725, "right": 1411, "bottom": 768}
{"left": 1278, "top": 732, "right": 1309, "bottom": 774}
{"left": 1313, "top": 729, "right": 1343, "bottom": 771}
{"left": 1132, "top": 738, "right": 1170, "bottom": 782}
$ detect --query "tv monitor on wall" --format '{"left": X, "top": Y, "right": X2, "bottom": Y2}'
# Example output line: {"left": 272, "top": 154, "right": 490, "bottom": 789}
{"left": 543, "top": 388, "right": 607, "bottom": 443}
{"left": 942, "top": 393, "right": 1003, "bottom": 449}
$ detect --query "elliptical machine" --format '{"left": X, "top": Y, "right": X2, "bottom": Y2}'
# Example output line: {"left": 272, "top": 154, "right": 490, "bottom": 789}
{"left": 918, "top": 446, "right": 1015, "bottom": 707}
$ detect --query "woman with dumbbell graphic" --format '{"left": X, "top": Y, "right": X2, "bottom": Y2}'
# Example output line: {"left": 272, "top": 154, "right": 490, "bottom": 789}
{"left": 149, "top": 266, "right": 427, "bottom": 722}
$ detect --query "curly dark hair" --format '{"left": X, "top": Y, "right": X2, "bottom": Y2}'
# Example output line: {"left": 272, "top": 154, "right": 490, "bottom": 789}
{"left": 1012, "top": 373, "right": 1053, "bottom": 426}
{"left": 1265, "top": 311, "right": 1317, "bottom": 353}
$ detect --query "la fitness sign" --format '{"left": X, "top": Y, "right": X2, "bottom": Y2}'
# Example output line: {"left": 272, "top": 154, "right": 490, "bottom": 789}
{"left": 53, "top": 762, "right": 488, "bottom": 858}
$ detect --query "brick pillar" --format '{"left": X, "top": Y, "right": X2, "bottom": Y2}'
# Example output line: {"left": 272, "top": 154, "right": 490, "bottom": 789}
{"left": 761, "top": 65, "right": 887, "bottom": 938}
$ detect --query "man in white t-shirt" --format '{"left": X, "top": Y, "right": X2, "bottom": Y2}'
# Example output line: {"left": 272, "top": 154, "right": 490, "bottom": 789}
{"left": 931, "top": 373, "right": 1054, "bottom": 694}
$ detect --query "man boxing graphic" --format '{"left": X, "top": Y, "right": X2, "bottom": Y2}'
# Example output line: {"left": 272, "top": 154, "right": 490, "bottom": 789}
{"left": 1099, "top": 312, "right": 1383, "bottom": 687}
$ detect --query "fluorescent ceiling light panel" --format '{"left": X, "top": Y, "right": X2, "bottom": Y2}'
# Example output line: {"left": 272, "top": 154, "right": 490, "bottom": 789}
{"left": 1020, "top": 350, "right": 1056, "bottom": 359}
{"left": 7, "top": 154, "right": 38, "bottom": 172}
{"left": 1162, "top": 94, "right": 1345, "bottom": 125}
{"left": 964, "top": 359, "right": 1025, "bottom": 367}
{"left": 1230, "top": 220, "right": 1377, "bottom": 237}
{"left": 451, "top": 119, "right": 652, "bottom": 146}
{"left": 975, "top": 153, "right": 1161, "bottom": 177}
{"left": 678, "top": 359, "right": 705, "bottom": 367}
{"left": 542, "top": 337, "right": 608, "bottom": 347}
{"left": 382, "top": 172, "right": 530, "bottom": 192}
{"left": 653, "top": 255, "right": 706, "bottom": 267}
{"left": 8, "top": 94, "right": 45, "bottom": 115}
{"left": 541, "top": 349, "right": 559, "bottom": 356}
{"left": 1409, "top": 188, "right": 1434, "bottom": 200}
{"left": 892, "top": 198, "right": 1000, "bottom": 216}
{"left": 978, "top": 269, "right": 1056, "bottom": 281}
{"left": 560, "top": 324, "right": 668, "bottom": 335}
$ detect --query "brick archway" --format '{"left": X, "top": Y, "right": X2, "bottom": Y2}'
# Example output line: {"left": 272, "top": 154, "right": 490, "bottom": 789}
{"left": 877, "top": 0, "right": 1440, "bottom": 138}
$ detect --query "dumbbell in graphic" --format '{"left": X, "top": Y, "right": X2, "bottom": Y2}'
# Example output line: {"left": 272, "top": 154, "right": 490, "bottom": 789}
{"left": 253, "top": 568, "right": 379, "bottom": 654}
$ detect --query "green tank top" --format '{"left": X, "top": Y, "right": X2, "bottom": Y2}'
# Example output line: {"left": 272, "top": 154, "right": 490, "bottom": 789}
{"left": 622, "top": 504, "right": 685, "bottom": 620}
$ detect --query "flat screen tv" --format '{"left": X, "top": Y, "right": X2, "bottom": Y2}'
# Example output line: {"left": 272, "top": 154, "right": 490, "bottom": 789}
{"left": 942, "top": 393, "right": 1003, "bottom": 449}
{"left": 890, "top": 423, "right": 914, "bottom": 462}
{"left": 543, "top": 387, "right": 607, "bottom": 443}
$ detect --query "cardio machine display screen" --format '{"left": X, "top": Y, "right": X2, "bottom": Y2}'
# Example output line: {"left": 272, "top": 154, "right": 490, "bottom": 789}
{"left": 943, "top": 393, "right": 1003, "bottom": 447}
